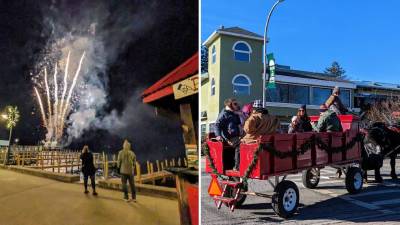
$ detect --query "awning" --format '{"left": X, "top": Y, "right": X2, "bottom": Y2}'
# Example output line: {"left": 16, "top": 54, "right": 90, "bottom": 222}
{"left": 142, "top": 53, "right": 198, "bottom": 103}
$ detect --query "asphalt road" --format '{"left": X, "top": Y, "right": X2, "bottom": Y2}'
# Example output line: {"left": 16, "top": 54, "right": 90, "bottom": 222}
{"left": 201, "top": 157, "right": 400, "bottom": 225}
{"left": 0, "top": 169, "right": 179, "bottom": 225}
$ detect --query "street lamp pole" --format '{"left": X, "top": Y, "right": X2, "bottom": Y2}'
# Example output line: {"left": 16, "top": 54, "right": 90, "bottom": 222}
{"left": 262, "top": 0, "right": 284, "bottom": 107}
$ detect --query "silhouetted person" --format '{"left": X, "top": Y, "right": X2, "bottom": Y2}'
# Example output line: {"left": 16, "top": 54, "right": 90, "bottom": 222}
{"left": 117, "top": 139, "right": 137, "bottom": 202}
{"left": 80, "top": 145, "right": 98, "bottom": 196}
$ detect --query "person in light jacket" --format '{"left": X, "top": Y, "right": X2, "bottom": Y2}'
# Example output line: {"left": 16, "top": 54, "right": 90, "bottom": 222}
{"left": 117, "top": 139, "right": 137, "bottom": 202}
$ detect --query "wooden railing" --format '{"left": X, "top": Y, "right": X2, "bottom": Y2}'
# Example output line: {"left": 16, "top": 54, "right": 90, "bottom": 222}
{"left": 0, "top": 145, "right": 187, "bottom": 184}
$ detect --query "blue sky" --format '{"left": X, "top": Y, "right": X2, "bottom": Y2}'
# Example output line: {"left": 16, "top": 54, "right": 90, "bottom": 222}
{"left": 202, "top": 0, "right": 400, "bottom": 84}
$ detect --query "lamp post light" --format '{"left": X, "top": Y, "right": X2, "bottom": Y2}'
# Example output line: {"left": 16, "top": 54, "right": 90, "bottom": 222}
{"left": 262, "top": 0, "right": 285, "bottom": 107}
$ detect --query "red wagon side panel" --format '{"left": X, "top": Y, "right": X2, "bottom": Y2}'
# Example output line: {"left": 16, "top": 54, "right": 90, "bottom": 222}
{"left": 315, "top": 133, "right": 329, "bottom": 165}
{"left": 239, "top": 142, "right": 270, "bottom": 179}
{"left": 205, "top": 141, "right": 224, "bottom": 174}
{"left": 296, "top": 133, "right": 314, "bottom": 169}
{"left": 346, "top": 130, "right": 361, "bottom": 160}
{"left": 273, "top": 134, "right": 295, "bottom": 173}
{"left": 331, "top": 132, "right": 344, "bottom": 163}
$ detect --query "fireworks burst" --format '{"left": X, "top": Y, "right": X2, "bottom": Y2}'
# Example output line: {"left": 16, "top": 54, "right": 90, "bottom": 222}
{"left": 34, "top": 51, "right": 86, "bottom": 143}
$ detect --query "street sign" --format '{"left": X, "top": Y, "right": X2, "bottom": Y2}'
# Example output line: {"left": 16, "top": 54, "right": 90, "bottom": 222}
{"left": 267, "top": 53, "right": 276, "bottom": 89}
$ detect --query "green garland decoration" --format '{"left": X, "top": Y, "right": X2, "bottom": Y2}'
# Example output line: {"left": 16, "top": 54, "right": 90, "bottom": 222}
{"left": 204, "top": 133, "right": 364, "bottom": 188}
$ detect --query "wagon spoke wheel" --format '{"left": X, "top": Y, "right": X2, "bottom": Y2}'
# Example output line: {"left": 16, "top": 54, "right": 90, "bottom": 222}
{"left": 272, "top": 180, "right": 299, "bottom": 218}
{"left": 302, "top": 168, "right": 320, "bottom": 189}
{"left": 345, "top": 167, "right": 363, "bottom": 194}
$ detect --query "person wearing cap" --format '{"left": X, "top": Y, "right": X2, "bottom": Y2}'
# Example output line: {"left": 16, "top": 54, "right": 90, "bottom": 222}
{"left": 312, "top": 104, "right": 343, "bottom": 132}
{"left": 288, "top": 104, "right": 313, "bottom": 134}
{"left": 215, "top": 98, "right": 242, "bottom": 170}
{"left": 242, "top": 100, "right": 280, "bottom": 144}
{"left": 325, "top": 86, "right": 348, "bottom": 115}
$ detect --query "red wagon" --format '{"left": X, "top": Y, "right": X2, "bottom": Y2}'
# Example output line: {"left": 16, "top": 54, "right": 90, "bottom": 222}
{"left": 205, "top": 115, "right": 363, "bottom": 218}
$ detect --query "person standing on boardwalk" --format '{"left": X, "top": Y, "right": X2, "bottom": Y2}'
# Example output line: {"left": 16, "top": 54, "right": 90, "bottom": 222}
{"left": 80, "top": 145, "right": 98, "bottom": 196}
{"left": 117, "top": 139, "right": 137, "bottom": 202}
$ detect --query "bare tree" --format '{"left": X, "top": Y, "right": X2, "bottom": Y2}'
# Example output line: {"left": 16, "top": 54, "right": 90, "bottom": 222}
{"left": 365, "top": 98, "right": 400, "bottom": 126}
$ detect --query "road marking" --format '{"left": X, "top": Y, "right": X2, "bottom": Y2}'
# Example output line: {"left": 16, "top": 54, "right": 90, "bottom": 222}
{"left": 371, "top": 198, "right": 400, "bottom": 206}
{"left": 339, "top": 195, "right": 381, "bottom": 210}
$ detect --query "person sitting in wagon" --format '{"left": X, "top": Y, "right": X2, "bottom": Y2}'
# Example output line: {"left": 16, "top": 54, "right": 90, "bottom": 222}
{"left": 215, "top": 98, "right": 242, "bottom": 170}
{"left": 242, "top": 100, "right": 280, "bottom": 144}
{"left": 288, "top": 104, "right": 312, "bottom": 133}
{"left": 312, "top": 104, "right": 343, "bottom": 132}
{"left": 325, "top": 86, "right": 348, "bottom": 115}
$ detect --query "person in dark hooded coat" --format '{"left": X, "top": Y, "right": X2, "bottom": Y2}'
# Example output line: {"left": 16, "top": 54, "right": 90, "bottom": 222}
{"left": 80, "top": 145, "right": 98, "bottom": 195}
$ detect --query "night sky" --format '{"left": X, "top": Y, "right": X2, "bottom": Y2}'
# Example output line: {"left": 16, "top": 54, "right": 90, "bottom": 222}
{"left": 0, "top": 0, "right": 198, "bottom": 161}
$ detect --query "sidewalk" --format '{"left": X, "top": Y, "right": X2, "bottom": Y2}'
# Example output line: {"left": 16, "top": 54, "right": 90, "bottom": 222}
{"left": 0, "top": 168, "right": 179, "bottom": 225}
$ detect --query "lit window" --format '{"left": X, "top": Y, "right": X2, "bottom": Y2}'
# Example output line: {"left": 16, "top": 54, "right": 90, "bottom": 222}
{"left": 211, "top": 78, "right": 215, "bottom": 96}
{"left": 232, "top": 41, "right": 252, "bottom": 62}
{"left": 232, "top": 74, "right": 251, "bottom": 95}
{"left": 211, "top": 45, "right": 216, "bottom": 64}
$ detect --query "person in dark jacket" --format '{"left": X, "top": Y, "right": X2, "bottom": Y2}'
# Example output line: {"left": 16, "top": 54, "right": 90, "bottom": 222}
{"left": 325, "top": 86, "right": 348, "bottom": 115}
{"left": 80, "top": 145, "right": 98, "bottom": 195}
{"left": 215, "top": 98, "right": 242, "bottom": 170}
{"left": 288, "top": 105, "right": 313, "bottom": 133}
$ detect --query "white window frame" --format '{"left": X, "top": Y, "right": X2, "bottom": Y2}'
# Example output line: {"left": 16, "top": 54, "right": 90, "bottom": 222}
{"left": 211, "top": 45, "right": 216, "bottom": 64}
{"left": 232, "top": 41, "right": 252, "bottom": 62}
{"left": 232, "top": 74, "right": 252, "bottom": 95}
{"left": 211, "top": 78, "right": 216, "bottom": 96}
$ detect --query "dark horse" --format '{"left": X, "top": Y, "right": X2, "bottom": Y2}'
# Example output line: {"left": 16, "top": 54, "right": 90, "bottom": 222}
{"left": 361, "top": 122, "right": 400, "bottom": 182}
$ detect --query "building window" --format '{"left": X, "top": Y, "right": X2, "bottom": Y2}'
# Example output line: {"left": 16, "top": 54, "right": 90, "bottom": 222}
{"left": 289, "top": 85, "right": 310, "bottom": 104}
{"left": 267, "top": 83, "right": 289, "bottom": 103}
{"left": 339, "top": 89, "right": 351, "bottom": 108}
{"left": 232, "top": 74, "right": 251, "bottom": 96}
{"left": 211, "top": 45, "right": 216, "bottom": 64}
{"left": 312, "top": 87, "right": 333, "bottom": 106}
{"left": 267, "top": 83, "right": 309, "bottom": 104}
{"left": 211, "top": 78, "right": 215, "bottom": 96}
{"left": 232, "top": 41, "right": 252, "bottom": 62}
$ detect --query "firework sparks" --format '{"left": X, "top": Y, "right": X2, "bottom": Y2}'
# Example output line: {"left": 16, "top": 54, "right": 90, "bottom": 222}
{"left": 33, "top": 51, "right": 85, "bottom": 143}
{"left": 34, "top": 87, "right": 47, "bottom": 128}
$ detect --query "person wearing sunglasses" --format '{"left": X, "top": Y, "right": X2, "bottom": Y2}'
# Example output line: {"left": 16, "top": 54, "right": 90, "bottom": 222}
{"left": 288, "top": 104, "right": 312, "bottom": 134}
{"left": 215, "top": 98, "right": 242, "bottom": 170}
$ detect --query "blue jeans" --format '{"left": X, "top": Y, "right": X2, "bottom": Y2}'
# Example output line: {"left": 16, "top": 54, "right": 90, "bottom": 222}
{"left": 121, "top": 174, "right": 136, "bottom": 200}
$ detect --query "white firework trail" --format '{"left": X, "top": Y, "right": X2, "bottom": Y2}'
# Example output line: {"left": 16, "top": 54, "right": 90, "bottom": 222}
{"left": 33, "top": 51, "right": 86, "bottom": 143}
{"left": 34, "top": 87, "right": 47, "bottom": 128}
{"left": 53, "top": 64, "right": 59, "bottom": 139}
{"left": 60, "top": 51, "right": 86, "bottom": 130}
{"left": 43, "top": 68, "right": 52, "bottom": 130}
{"left": 58, "top": 50, "right": 70, "bottom": 135}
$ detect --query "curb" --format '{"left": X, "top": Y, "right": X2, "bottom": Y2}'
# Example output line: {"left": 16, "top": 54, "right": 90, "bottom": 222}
{"left": 98, "top": 179, "right": 178, "bottom": 200}
{"left": 0, "top": 165, "right": 80, "bottom": 183}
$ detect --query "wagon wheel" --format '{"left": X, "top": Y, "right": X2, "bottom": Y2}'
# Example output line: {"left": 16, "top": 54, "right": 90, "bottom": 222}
{"left": 302, "top": 168, "right": 320, "bottom": 189}
{"left": 224, "top": 177, "right": 247, "bottom": 207}
{"left": 272, "top": 180, "right": 299, "bottom": 218}
{"left": 345, "top": 167, "right": 363, "bottom": 194}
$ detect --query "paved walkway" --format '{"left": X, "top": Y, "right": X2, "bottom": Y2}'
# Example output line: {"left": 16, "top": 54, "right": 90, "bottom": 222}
{"left": 0, "top": 169, "right": 179, "bottom": 225}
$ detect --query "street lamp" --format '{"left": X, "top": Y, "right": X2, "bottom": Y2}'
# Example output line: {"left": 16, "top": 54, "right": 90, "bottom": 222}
{"left": 262, "top": 0, "right": 285, "bottom": 107}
